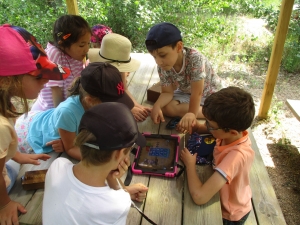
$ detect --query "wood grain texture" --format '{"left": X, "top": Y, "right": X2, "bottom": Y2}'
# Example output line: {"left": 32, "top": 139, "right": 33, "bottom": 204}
{"left": 183, "top": 165, "right": 223, "bottom": 225}
{"left": 248, "top": 130, "right": 286, "bottom": 225}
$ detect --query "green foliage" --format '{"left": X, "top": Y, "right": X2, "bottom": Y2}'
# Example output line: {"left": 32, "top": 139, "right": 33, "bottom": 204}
{"left": 0, "top": 0, "right": 67, "bottom": 46}
{"left": 0, "top": 0, "right": 299, "bottom": 73}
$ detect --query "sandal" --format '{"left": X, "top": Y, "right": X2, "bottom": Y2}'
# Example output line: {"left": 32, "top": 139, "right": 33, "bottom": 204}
{"left": 166, "top": 117, "right": 181, "bottom": 129}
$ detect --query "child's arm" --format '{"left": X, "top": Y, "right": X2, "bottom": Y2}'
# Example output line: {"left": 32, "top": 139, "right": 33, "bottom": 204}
{"left": 177, "top": 120, "right": 208, "bottom": 134}
{"left": 124, "top": 183, "right": 148, "bottom": 202}
{"left": 179, "top": 80, "right": 204, "bottom": 133}
{"left": 0, "top": 157, "right": 27, "bottom": 223}
{"left": 51, "top": 86, "right": 64, "bottom": 107}
{"left": 180, "top": 148, "right": 226, "bottom": 205}
{"left": 58, "top": 129, "right": 81, "bottom": 160}
{"left": 126, "top": 90, "right": 151, "bottom": 122}
{"left": 12, "top": 152, "right": 51, "bottom": 165}
{"left": 120, "top": 73, "right": 151, "bottom": 122}
{"left": 151, "top": 85, "right": 174, "bottom": 124}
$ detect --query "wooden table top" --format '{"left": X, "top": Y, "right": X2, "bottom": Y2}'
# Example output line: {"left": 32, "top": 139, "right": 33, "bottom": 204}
{"left": 9, "top": 53, "right": 222, "bottom": 225}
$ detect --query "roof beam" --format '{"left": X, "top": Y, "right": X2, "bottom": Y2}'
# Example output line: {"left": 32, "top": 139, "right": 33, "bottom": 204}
{"left": 65, "top": 0, "right": 79, "bottom": 15}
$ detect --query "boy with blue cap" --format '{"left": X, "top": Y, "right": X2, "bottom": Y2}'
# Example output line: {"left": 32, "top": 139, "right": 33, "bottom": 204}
{"left": 145, "top": 22, "right": 225, "bottom": 134}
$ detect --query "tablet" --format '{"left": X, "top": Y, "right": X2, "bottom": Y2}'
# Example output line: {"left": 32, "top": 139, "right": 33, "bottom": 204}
{"left": 131, "top": 133, "right": 180, "bottom": 177}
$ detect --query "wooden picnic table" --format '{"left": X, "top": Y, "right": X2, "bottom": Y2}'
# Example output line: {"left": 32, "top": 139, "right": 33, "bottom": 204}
{"left": 9, "top": 53, "right": 223, "bottom": 225}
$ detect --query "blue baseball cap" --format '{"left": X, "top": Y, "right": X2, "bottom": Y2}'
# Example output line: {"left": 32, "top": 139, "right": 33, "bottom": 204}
{"left": 145, "top": 22, "right": 182, "bottom": 51}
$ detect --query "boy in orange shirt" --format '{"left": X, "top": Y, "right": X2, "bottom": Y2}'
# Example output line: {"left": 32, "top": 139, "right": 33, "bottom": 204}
{"left": 180, "top": 86, "right": 255, "bottom": 224}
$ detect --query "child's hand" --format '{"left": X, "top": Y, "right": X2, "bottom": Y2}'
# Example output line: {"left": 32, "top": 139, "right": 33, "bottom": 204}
{"left": 110, "top": 156, "right": 130, "bottom": 179}
{"left": 131, "top": 105, "right": 151, "bottom": 122}
{"left": 180, "top": 147, "right": 197, "bottom": 167}
{"left": 46, "top": 139, "right": 65, "bottom": 152}
{"left": 178, "top": 112, "right": 197, "bottom": 134}
{"left": 0, "top": 200, "right": 27, "bottom": 224}
{"left": 151, "top": 105, "right": 165, "bottom": 124}
{"left": 12, "top": 152, "right": 51, "bottom": 165}
{"left": 125, "top": 183, "right": 148, "bottom": 202}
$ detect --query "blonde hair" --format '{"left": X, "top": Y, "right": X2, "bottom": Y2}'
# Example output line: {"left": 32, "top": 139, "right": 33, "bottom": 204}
{"left": 68, "top": 76, "right": 100, "bottom": 108}
{"left": 0, "top": 75, "right": 29, "bottom": 118}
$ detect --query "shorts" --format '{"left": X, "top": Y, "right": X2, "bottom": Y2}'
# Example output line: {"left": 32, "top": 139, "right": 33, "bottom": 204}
{"left": 222, "top": 211, "right": 250, "bottom": 225}
{"left": 6, "top": 160, "right": 20, "bottom": 193}
{"left": 173, "top": 89, "right": 205, "bottom": 105}
{"left": 15, "top": 111, "right": 41, "bottom": 154}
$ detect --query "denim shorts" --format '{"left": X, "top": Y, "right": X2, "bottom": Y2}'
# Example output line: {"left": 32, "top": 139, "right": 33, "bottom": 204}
{"left": 223, "top": 211, "right": 250, "bottom": 225}
{"left": 6, "top": 161, "right": 20, "bottom": 193}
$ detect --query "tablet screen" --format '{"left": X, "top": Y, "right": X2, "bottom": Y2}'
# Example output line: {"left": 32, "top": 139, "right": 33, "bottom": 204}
{"left": 134, "top": 135, "right": 179, "bottom": 173}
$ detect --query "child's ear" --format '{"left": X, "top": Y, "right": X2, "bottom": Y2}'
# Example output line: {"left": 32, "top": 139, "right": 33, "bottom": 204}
{"left": 230, "top": 129, "right": 240, "bottom": 136}
{"left": 176, "top": 41, "right": 184, "bottom": 53}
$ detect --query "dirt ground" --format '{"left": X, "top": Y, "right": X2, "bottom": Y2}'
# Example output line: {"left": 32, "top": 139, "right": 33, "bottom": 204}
{"left": 217, "top": 17, "right": 300, "bottom": 225}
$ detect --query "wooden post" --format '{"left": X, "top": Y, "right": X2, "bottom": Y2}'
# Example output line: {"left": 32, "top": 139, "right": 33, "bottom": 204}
{"left": 65, "top": 0, "right": 79, "bottom": 15}
{"left": 258, "top": 0, "right": 294, "bottom": 119}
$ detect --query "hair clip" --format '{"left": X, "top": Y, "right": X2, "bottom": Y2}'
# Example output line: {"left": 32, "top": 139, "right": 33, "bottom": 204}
{"left": 57, "top": 32, "right": 63, "bottom": 37}
{"left": 62, "top": 33, "right": 71, "bottom": 40}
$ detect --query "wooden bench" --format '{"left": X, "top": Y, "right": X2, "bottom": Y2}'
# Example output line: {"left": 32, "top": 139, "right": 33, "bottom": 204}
{"left": 286, "top": 99, "right": 300, "bottom": 122}
{"left": 245, "top": 130, "right": 286, "bottom": 225}
{"left": 8, "top": 53, "right": 286, "bottom": 224}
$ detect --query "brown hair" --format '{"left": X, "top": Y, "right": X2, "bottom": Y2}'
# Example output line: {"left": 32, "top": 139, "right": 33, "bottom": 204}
{"left": 75, "top": 129, "right": 130, "bottom": 166}
{"left": 202, "top": 86, "right": 255, "bottom": 132}
{"left": 52, "top": 15, "right": 91, "bottom": 50}
{"left": 0, "top": 76, "right": 29, "bottom": 118}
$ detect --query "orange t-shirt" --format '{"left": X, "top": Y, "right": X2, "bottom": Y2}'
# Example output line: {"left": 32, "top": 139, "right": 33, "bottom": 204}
{"left": 213, "top": 131, "right": 254, "bottom": 221}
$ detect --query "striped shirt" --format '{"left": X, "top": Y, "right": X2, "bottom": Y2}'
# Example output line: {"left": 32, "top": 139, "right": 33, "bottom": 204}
{"left": 31, "top": 43, "right": 83, "bottom": 111}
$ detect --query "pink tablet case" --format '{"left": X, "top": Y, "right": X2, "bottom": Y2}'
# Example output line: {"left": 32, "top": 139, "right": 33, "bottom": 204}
{"left": 131, "top": 133, "right": 180, "bottom": 177}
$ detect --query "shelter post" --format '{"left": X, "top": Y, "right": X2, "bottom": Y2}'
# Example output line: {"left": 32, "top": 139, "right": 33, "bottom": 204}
{"left": 258, "top": 0, "right": 294, "bottom": 119}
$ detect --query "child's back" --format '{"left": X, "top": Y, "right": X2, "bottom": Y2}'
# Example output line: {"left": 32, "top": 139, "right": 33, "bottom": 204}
{"left": 43, "top": 102, "right": 147, "bottom": 224}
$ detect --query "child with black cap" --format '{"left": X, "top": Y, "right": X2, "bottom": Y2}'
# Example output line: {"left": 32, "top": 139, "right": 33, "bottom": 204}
{"left": 145, "top": 22, "right": 225, "bottom": 134}
{"left": 43, "top": 102, "right": 148, "bottom": 225}
{"left": 15, "top": 62, "right": 135, "bottom": 161}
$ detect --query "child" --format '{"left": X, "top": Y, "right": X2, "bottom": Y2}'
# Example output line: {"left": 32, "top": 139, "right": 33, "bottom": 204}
{"left": 145, "top": 22, "right": 224, "bottom": 132}
{"left": 43, "top": 102, "right": 149, "bottom": 224}
{"left": 15, "top": 62, "right": 134, "bottom": 160}
{"left": 88, "top": 33, "right": 152, "bottom": 121}
{"left": 31, "top": 15, "right": 91, "bottom": 111}
{"left": 180, "top": 86, "right": 255, "bottom": 225}
{"left": 90, "top": 24, "right": 113, "bottom": 48}
{"left": 0, "top": 24, "right": 70, "bottom": 224}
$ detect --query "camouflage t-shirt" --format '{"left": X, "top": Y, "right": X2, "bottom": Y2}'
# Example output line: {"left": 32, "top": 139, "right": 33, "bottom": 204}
{"left": 158, "top": 47, "right": 224, "bottom": 98}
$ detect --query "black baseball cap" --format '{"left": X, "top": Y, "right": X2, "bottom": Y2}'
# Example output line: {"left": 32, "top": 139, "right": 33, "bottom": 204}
{"left": 81, "top": 62, "right": 134, "bottom": 109}
{"left": 79, "top": 102, "right": 146, "bottom": 150}
{"left": 145, "top": 22, "right": 182, "bottom": 51}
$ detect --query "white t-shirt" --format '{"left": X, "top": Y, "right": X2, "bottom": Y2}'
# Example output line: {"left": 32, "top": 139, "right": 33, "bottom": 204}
{"left": 43, "top": 158, "right": 131, "bottom": 225}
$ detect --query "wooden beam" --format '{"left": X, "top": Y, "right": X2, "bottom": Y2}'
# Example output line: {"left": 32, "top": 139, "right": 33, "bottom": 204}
{"left": 65, "top": 0, "right": 79, "bottom": 15}
{"left": 258, "top": 0, "right": 294, "bottom": 119}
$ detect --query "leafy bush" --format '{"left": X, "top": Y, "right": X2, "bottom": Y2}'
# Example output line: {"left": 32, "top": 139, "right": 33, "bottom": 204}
{"left": 0, "top": 0, "right": 299, "bottom": 72}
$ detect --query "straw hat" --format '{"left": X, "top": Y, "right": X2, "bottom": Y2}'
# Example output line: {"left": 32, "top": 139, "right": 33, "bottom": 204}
{"left": 88, "top": 33, "right": 140, "bottom": 72}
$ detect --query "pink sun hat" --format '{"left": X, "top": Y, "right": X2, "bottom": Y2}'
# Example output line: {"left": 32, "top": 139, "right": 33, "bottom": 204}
{"left": 0, "top": 24, "right": 70, "bottom": 80}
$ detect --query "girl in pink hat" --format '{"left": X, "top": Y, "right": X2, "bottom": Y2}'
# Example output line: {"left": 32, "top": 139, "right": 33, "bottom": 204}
{"left": 0, "top": 24, "right": 70, "bottom": 224}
